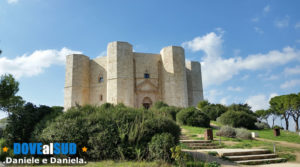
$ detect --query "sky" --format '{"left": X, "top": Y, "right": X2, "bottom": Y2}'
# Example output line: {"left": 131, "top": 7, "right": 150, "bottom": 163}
{"left": 0, "top": 0, "right": 300, "bottom": 128}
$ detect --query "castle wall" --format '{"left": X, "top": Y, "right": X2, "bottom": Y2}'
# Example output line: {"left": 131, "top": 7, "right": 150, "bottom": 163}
{"left": 160, "top": 46, "right": 189, "bottom": 108}
{"left": 186, "top": 61, "right": 204, "bottom": 106}
{"left": 107, "top": 41, "right": 135, "bottom": 107}
{"left": 64, "top": 54, "right": 90, "bottom": 109}
{"left": 89, "top": 56, "right": 107, "bottom": 106}
{"left": 134, "top": 53, "right": 161, "bottom": 108}
{"left": 64, "top": 41, "right": 204, "bottom": 110}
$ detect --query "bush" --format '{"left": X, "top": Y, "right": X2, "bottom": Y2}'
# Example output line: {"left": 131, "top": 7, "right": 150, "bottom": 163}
{"left": 31, "top": 107, "right": 63, "bottom": 141}
{"left": 152, "top": 101, "right": 169, "bottom": 109}
{"left": 273, "top": 125, "right": 284, "bottom": 130}
{"left": 148, "top": 133, "right": 175, "bottom": 162}
{"left": 205, "top": 161, "right": 221, "bottom": 167}
{"left": 177, "top": 107, "right": 210, "bottom": 127}
{"left": 151, "top": 106, "right": 181, "bottom": 121}
{"left": 218, "top": 110, "right": 257, "bottom": 129}
{"left": 216, "top": 126, "right": 236, "bottom": 138}
{"left": 38, "top": 104, "right": 181, "bottom": 161}
{"left": 202, "top": 104, "right": 227, "bottom": 121}
{"left": 255, "top": 122, "right": 270, "bottom": 130}
{"left": 235, "top": 128, "right": 252, "bottom": 140}
{"left": 186, "top": 161, "right": 205, "bottom": 167}
{"left": 197, "top": 100, "right": 210, "bottom": 110}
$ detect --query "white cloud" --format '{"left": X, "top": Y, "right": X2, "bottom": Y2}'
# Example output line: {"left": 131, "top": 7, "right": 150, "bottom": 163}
{"left": 263, "top": 5, "right": 270, "bottom": 13}
{"left": 245, "top": 93, "right": 277, "bottom": 111}
{"left": 295, "top": 22, "right": 300, "bottom": 29}
{"left": 0, "top": 48, "right": 82, "bottom": 78}
{"left": 227, "top": 86, "right": 242, "bottom": 92}
{"left": 182, "top": 31, "right": 300, "bottom": 87}
{"left": 280, "top": 79, "right": 300, "bottom": 89}
{"left": 7, "top": 0, "right": 18, "bottom": 4}
{"left": 182, "top": 31, "right": 223, "bottom": 59}
{"left": 254, "top": 27, "right": 264, "bottom": 34}
{"left": 284, "top": 66, "right": 300, "bottom": 75}
{"left": 204, "top": 89, "right": 223, "bottom": 104}
{"left": 274, "top": 16, "right": 289, "bottom": 28}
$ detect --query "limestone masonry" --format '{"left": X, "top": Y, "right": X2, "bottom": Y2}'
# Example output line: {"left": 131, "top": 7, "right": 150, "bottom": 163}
{"left": 64, "top": 41, "right": 204, "bottom": 109}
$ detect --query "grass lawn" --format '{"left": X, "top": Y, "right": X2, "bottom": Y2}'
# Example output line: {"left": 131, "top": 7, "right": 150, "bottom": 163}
{"left": 252, "top": 129, "right": 300, "bottom": 144}
{"left": 181, "top": 125, "right": 299, "bottom": 161}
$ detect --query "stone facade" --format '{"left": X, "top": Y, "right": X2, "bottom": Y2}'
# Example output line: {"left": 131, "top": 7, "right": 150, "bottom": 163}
{"left": 64, "top": 41, "right": 204, "bottom": 110}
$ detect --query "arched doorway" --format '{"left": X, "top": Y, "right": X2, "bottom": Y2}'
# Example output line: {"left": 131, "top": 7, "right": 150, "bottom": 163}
{"left": 142, "top": 97, "right": 152, "bottom": 109}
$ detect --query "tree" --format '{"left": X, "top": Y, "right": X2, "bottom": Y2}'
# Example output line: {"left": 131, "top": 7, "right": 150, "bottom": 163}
{"left": 270, "top": 95, "right": 290, "bottom": 130}
{"left": 5, "top": 103, "right": 53, "bottom": 143}
{"left": 255, "top": 109, "right": 270, "bottom": 123}
{"left": 268, "top": 109, "right": 280, "bottom": 128}
{"left": 289, "top": 93, "right": 300, "bottom": 131}
{"left": 197, "top": 100, "right": 210, "bottom": 110}
{"left": 0, "top": 74, "right": 24, "bottom": 113}
{"left": 228, "top": 103, "right": 255, "bottom": 115}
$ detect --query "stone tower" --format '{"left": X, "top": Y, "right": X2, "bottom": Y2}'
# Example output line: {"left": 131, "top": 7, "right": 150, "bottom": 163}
{"left": 106, "top": 42, "right": 135, "bottom": 106}
{"left": 160, "top": 46, "right": 189, "bottom": 107}
{"left": 64, "top": 41, "right": 204, "bottom": 110}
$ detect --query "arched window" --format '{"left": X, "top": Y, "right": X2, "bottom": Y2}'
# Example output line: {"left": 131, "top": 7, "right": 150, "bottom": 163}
{"left": 99, "top": 94, "right": 103, "bottom": 101}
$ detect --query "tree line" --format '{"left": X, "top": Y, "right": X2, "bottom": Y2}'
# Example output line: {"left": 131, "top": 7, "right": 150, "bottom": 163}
{"left": 256, "top": 93, "right": 300, "bottom": 131}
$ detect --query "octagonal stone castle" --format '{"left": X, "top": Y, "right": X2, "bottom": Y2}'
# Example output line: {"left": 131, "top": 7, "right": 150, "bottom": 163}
{"left": 64, "top": 41, "right": 204, "bottom": 110}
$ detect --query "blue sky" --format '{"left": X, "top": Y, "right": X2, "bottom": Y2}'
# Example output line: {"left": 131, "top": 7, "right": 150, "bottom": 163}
{"left": 0, "top": 0, "right": 300, "bottom": 124}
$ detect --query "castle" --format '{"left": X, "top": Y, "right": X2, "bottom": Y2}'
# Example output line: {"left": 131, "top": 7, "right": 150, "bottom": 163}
{"left": 64, "top": 41, "right": 203, "bottom": 109}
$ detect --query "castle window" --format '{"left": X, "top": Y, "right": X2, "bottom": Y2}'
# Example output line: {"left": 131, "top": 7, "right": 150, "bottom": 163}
{"left": 98, "top": 76, "right": 104, "bottom": 83}
{"left": 99, "top": 94, "right": 103, "bottom": 101}
{"left": 144, "top": 73, "right": 150, "bottom": 79}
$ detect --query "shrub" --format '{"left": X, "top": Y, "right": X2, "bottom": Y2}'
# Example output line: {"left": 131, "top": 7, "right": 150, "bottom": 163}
{"left": 177, "top": 107, "right": 210, "bottom": 127}
{"left": 186, "top": 161, "right": 205, "bottom": 167}
{"left": 171, "top": 146, "right": 191, "bottom": 167}
{"left": 205, "top": 161, "right": 221, "bottom": 167}
{"left": 227, "top": 103, "right": 254, "bottom": 115}
{"left": 235, "top": 128, "right": 252, "bottom": 140}
{"left": 218, "top": 110, "right": 257, "bottom": 129}
{"left": 273, "top": 125, "right": 284, "bottom": 130}
{"left": 216, "top": 126, "right": 236, "bottom": 138}
{"left": 255, "top": 122, "right": 270, "bottom": 130}
{"left": 31, "top": 107, "right": 63, "bottom": 141}
{"left": 197, "top": 100, "right": 210, "bottom": 110}
{"left": 141, "top": 117, "right": 181, "bottom": 144}
{"left": 202, "top": 104, "right": 227, "bottom": 121}
{"left": 151, "top": 106, "right": 181, "bottom": 121}
{"left": 38, "top": 104, "right": 181, "bottom": 161}
{"left": 152, "top": 101, "right": 169, "bottom": 109}
{"left": 148, "top": 133, "right": 175, "bottom": 162}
